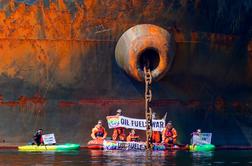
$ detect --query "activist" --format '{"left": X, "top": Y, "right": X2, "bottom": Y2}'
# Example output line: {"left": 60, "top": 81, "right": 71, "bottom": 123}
{"left": 91, "top": 120, "right": 107, "bottom": 140}
{"left": 112, "top": 109, "right": 126, "bottom": 141}
{"left": 191, "top": 129, "right": 208, "bottom": 146}
{"left": 33, "top": 129, "right": 44, "bottom": 146}
{"left": 162, "top": 121, "right": 177, "bottom": 145}
{"left": 126, "top": 129, "right": 140, "bottom": 142}
{"left": 152, "top": 112, "right": 162, "bottom": 143}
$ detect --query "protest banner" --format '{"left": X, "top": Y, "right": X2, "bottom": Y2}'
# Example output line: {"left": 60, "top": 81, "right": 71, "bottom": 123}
{"left": 103, "top": 140, "right": 146, "bottom": 150}
{"left": 106, "top": 115, "right": 165, "bottom": 131}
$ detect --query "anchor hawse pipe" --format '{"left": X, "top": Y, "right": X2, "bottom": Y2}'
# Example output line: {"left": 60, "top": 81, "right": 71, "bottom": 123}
{"left": 115, "top": 24, "right": 175, "bottom": 81}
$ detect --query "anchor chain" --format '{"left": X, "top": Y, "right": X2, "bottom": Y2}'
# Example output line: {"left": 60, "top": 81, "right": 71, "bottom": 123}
{"left": 144, "top": 66, "right": 153, "bottom": 150}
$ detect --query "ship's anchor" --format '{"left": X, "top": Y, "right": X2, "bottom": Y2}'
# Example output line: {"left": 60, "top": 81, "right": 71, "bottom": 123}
{"left": 144, "top": 66, "right": 153, "bottom": 150}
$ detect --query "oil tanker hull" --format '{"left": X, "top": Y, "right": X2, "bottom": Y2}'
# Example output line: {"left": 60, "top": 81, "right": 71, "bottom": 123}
{"left": 0, "top": 0, "right": 251, "bottom": 146}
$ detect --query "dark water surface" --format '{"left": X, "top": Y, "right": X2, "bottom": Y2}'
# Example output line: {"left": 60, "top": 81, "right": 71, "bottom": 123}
{"left": 0, "top": 149, "right": 252, "bottom": 166}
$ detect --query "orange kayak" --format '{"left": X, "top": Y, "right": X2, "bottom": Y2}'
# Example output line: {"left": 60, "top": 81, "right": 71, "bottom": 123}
{"left": 87, "top": 139, "right": 104, "bottom": 149}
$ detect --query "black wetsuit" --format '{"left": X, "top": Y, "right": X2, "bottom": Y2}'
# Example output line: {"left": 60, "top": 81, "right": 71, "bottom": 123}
{"left": 33, "top": 132, "right": 42, "bottom": 145}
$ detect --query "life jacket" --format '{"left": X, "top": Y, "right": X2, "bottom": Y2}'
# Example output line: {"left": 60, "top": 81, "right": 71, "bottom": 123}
{"left": 40, "top": 136, "right": 44, "bottom": 144}
{"left": 152, "top": 131, "right": 161, "bottom": 143}
{"left": 94, "top": 126, "right": 105, "bottom": 137}
{"left": 127, "top": 134, "right": 140, "bottom": 142}
{"left": 116, "top": 127, "right": 125, "bottom": 134}
{"left": 164, "top": 128, "right": 177, "bottom": 139}
{"left": 33, "top": 132, "right": 43, "bottom": 145}
{"left": 112, "top": 127, "right": 126, "bottom": 141}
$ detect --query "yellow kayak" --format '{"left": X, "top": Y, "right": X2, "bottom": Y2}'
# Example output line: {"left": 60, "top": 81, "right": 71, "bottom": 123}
{"left": 18, "top": 144, "right": 80, "bottom": 151}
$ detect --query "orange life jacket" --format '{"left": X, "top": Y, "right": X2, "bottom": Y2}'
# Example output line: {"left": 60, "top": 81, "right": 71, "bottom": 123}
{"left": 152, "top": 131, "right": 161, "bottom": 143}
{"left": 112, "top": 127, "right": 126, "bottom": 141}
{"left": 92, "top": 125, "right": 107, "bottom": 139}
{"left": 163, "top": 128, "right": 177, "bottom": 139}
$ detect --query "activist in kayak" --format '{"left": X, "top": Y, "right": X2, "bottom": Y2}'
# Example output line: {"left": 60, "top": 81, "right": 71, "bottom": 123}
{"left": 191, "top": 129, "right": 203, "bottom": 145}
{"left": 91, "top": 120, "right": 107, "bottom": 140}
{"left": 189, "top": 129, "right": 215, "bottom": 151}
{"left": 19, "top": 131, "right": 80, "bottom": 151}
{"left": 112, "top": 109, "right": 126, "bottom": 141}
{"left": 33, "top": 129, "right": 44, "bottom": 146}
{"left": 162, "top": 121, "right": 178, "bottom": 145}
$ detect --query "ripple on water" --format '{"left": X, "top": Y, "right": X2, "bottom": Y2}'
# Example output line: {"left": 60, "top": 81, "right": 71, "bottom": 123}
{"left": 213, "top": 161, "right": 225, "bottom": 164}
{"left": 230, "top": 161, "right": 240, "bottom": 164}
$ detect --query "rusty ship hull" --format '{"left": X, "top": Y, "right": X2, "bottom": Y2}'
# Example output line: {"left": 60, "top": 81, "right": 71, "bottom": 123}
{"left": 0, "top": 0, "right": 251, "bottom": 146}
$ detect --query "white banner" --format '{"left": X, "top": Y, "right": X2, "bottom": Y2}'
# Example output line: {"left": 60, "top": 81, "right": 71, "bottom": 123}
{"left": 103, "top": 140, "right": 166, "bottom": 151}
{"left": 42, "top": 133, "right": 56, "bottom": 145}
{"left": 106, "top": 115, "right": 165, "bottom": 131}
{"left": 192, "top": 133, "right": 212, "bottom": 145}
{"left": 103, "top": 140, "right": 146, "bottom": 150}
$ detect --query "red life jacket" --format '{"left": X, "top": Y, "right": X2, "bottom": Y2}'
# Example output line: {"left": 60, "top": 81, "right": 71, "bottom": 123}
{"left": 95, "top": 126, "right": 105, "bottom": 137}
{"left": 165, "top": 128, "right": 174, "bottom": 137}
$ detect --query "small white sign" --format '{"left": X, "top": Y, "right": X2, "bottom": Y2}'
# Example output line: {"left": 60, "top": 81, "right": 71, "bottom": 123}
{"left": 192, "top": 133, "right": 212, "bottom": 145}
{"left": 200, "top": 133, "right": 212, "bottom": 144}
{"left": 42, "top": 133, "right": 56, "bottom": 145}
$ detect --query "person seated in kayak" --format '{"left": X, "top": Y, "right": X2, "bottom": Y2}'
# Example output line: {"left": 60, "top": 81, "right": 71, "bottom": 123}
{"left": 162, "top": 121, "right": 177, "bottom": 145}
{"left": 152, "top": 112, "right": 161, "bottom": 143}
{"left": 126, "top": 129, "right": 140, "bottom": 142}
{"left": 191, "top": 129, "right": 208, "bottom": 146}
{"left": 91, "top": 120, "right": 107, "bottom": 140}
{"left": 112, "top": 109, "right": 126, "bottom": 141}
{"left": 33, "top": 129, "right": 44, "bottom": 146}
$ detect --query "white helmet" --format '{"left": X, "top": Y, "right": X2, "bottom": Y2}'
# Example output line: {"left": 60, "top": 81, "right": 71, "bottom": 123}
{"left": 116, "top": 109, "right": 122, "bottom": 114}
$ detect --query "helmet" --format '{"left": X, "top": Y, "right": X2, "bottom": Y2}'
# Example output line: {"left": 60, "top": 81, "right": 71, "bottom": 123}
{"left": 37, "top": 129, "right": 43, "bottom": 134}
{"left": 197, "top": 129, "right": 201, "bottom": 133}
{"left": 116, "top": 109, "right": 122, "bottom": 115}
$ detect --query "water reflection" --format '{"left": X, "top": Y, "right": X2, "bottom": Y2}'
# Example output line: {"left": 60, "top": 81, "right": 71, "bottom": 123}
{"left": 0, "top": 149, "right": 252, "bottom": 165}
{"left": 191, "top": 151, "right": 213, "bottom": 165}
{"left": 89, "top": 150, "right": 219, "bottom": 166}
{"left": 192, "top": 151, "right": 213, "bottom": 158}
{"left": 89, "top": 150, "right": 179, "bottom": 165}
{"left": 0, "top": 150, "right": 81, "bottom": 166}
